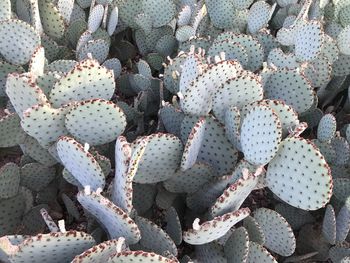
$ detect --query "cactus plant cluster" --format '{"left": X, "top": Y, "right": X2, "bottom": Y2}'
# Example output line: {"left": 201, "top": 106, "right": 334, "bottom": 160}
{"left": 0, "top": 0, "right": 350, "bottom": 262}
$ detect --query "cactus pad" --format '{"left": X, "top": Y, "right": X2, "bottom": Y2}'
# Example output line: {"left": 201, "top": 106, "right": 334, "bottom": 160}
{"left": 0, "top": 163, "right": 20, "bottom": 199}
{"left": 241, "top": 104, "right": 282, "bottom": 166}
{"left": 336, "top": 198, "right": 350, "bottom": 242}
{"left": 264, "top": 68, "right": 314, "bottom": 113}
{"left": 337, "top": 25, "right": 350, "bottom": 55}
{"left": 159, "top": 103, "right": 184, "bottom": 138}
{"left": 295, "top": 20, "right": 324, "bottom": 61}
{"left": 180, "top": 117, "right": 206, "bottom": 170}
{"left": 317, "top": 114, "right": 336, "bottom": 142}
{"left": 20, "top": 163, "right": 55, "bottom": 192}
{"left": 21, "top": 103, "right": 70, "bottom": 147}
{"left": 253, "top": 208, "right": 296, "bottom": 256}
{"left": 247, "top": 1, "right": 273, "bottom": 34}
{"left": 49, "top": 59, "right": 115, "bottom": 107}
{"left": 210, "top": 169, "right": 259, "bottom": 217}
{"left": 243, "top": 216, "right": 266, "bottom": 244}
{"left": 247, "top": 242, "right": 278, "bottom": 263}
{"left": 0, "top": 194, "right": 25, "bottom": 236}
{"left": 77, "top": 190, "right": 141, "bottom": 243}
{"left": 322, "top": 204, "right": 336, "bottom": 244}
{"left": 88, "top": 4, "right": 104, "bottom": 33}
{"left": 77, "top": 39, "right": 109, "bottom": 63}
{"left": 164, "top": 162, "right": 214, "bottom": 193}
{"left": 224, "top": 227, "right": 249, "bottom": 263}
{"left": 181, "top": 116, "right": 238, "bottom": 176}
{"left": 6, "top": 73, "right": 49, "bottom": 118}
{"left": 10, "top": 231, "right": 95, "bottom": 263}
{"left": 180, "top": 60, "right": 242, "bottom": 116}
{"left": 142, "top": 0, "right": 176, "bottom": 27}
{"left": 108, "top": 251, "right": 177, "bottom": 262}
{"left": 183, "top": 208, "right": 250, "bottom": 245}
{"left": 0, "top": 19, "right": 41, "bottom": 65}
{"left": 65, "top": 99, "right": 126, "bottom": 145}
{"left": 212, "top": 71, "right": 263, "bottom": 123}
{"left": 21, "top": 136, "right": 58, "bottom": 166}
{"left": 57, "top": 136, "right": 105, "bottom": 191}
{"left": 0, "top": 113, "right": 26, "bottom": 147}
{"left": 165, "top": 207, "right": 182, "bottom": 245}
{"left": 208, "top": 41, "right": 249, "bottom": 67}
{"left": 135, "top": 216, "right": 178, "bottom": 256}
{"left": 111, "top": 136, "right": 133, "bottom": 213}
{"left": 72, "top": 239, "right": 123, "bottom": 263}
{"left": 132, "top": 133, "right": 183, "bottom": 184}
{"left": 266, "top": 137, "right": 332, "bottom": 210}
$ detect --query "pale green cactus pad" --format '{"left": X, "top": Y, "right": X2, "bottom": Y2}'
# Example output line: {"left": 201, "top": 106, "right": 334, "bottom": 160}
{"left": 0, "top": 163, "right": 20, "bottom": 199}
{"left": 212, "top": 71, "right": 264, "bottom": 123}
{"left": 337, "top": 25, "right": 350, "bottom": 55}
{"left": 0, "top": 0, "right": 11, "bottom": 21}
{"left": 132, "top": 133, "right": 183, "bottom": 184}
{"left": 111, "top": 136, "right": 133, "bottom": 214}
{"left": 179, "top": 54, "right": 203, "bottom": 94}
{"left": 46, "top": 60, "right": 77, "bottom": 73}
{"left": 57, "top": 136, "right": 105, "bottom": 191}
{"left": 333, "top": 178, "right": 350, "bottom": 203}
{"left": 210, "top": 169, "right": 259, "bottom": 218}
{"left": 107, "top": 6, "right": 119, "bottom": 36}
{"left": 331, "top": 136, "right": 350, "bottom": 166}
{"left": 20, "top": 163, "right": 55, "bottom": 192}
{"left": 28, "top": 46, "right": 45, "bottom": 77}
{"left": 260, "top": 99, "right": 300, "bottom": 137}
{"left": 224, "top": 227, "right": 249, "bottom": 263}
{"left": 336, "top": 198, "right": 350, "bottom": 242}
{"left": 143, "top": 0, "right": 176, "bottom": 27}
{"left": 21, "top": 103, "right": 70, "bottom": 148}
{"left": 267, "top": 48, "right": 299, "bottom": 69}
{"left": 49, "top": 59, "right": 115, "bottom": 107}
{"left": 65, "top": 99, "right": 126, "bottom": 146}
{"left": 77, "top": 39, "right": 109, "bottom": 64}
{"left": 329, "top": 243, "right": 350, "bottom": 263}
{"left": 87, "top": 4, "right": 104, "bottom": 33}
{"left": 241, "top": 104, "right": 282, "bottom": 166}
{"left": 317, "top": 114, "right": 337, "bottom": 142}
{"left": 0, "top": 194, "right": 25, "bottom": 236}
{"left": 21, "top": 136, "right": 58, "bottom": 166}
{"left": 208, "top": 41, "right": 249, "bottom": 67}
{"left": 322, "top": 204, "right": 337, "bottom": 244}
{"left": 0, "top": 19, "right": 41, "bottom": 65}
{"left": 72, "top": 239, "right": 122, "bottom": 263}
{"left": 266, "top": 137, "right": 332, "bottom": 210}
{"left": 165, "top": 207, "right": 183, "bottom": 246}
{"left": 183, "top": 208, "right": 250, "bottom": 245}
{"left": 181, "top": 116, "right": 238, "bottom": 175}
{"left": 77, "top": 190, "right": 141, "bottom": 243}
{"left": 225, "top": 106, "right": 242, "bottom": 151}
{"left": 180, "top": 117, "right": 206, "bottom": 170}
{"left": 205, "top": 0, "right": 236, "bottom": 28}
{"left": 253, "top": 208, "right": 296, "bottom": 256}
{"left": 6, "top": 73, "right": 49, "bottom": 119}
{"left": 159, "top": 103, "right": 185, "bottom": 138}
{"left": 274, "top": 202, "right": 315, "bottom": 230}
{"left": 0, "top": 62, "right": 24, "bottom": 97}
{"left": 135, "top": 216, "right": 178, "bottom": 256}
{"left": 195, "top": 242, "right": 227, "bottom": 263}
{"left": 155, "top": 186, "right": 178, "bottom": 210}
{"left": 163, "top": 162, "right": 214, "bottom": 193}
{"left": 108, "top": 251, "right": 178, "bottom": 263}
{"left": 38, "top": 0, "right": 66, "bottom": 40}
{"left": 102, "top": 58, "right": 122, "bottom": 79}
{"left": 295, "top": 20, "right": 324, "bottom": 61}
{"left": 0, "top": 113, "right": 27, "bottom": 147}
{"left": 243, "top": 215, "right": 266, "bottom": 245}
{"left": 132, "top": 183, "right": 157, "bottom": 215}
{"left": 264, "top": 68, "right": 314, "bottom": 113}
{"left": 61, "top": 193, "right": 80, "bottom": 220}
{"left": 180, "top": 60, "right": 242, "bottom": 116}
{"left": 247, "top": 242, "right": 278, "bottom": 263}
{"left": 247, "top": 1, "right": 273, "bottom": 34}
{"left": 9, "top": 231, "right": 95, "bottom": 263}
